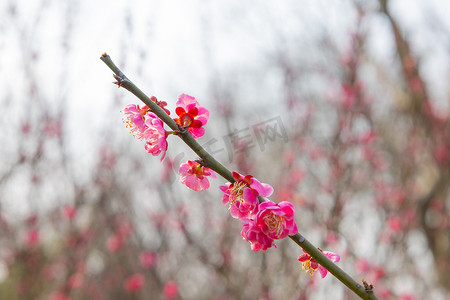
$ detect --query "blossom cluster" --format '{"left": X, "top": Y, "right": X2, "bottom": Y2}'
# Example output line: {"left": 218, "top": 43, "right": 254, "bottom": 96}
{"left": 122, "top": 94, "right": 209, "bottom": 161}
{"left": 220, "top": 172, "right": 298, "bottom": 251}
{"left": 122, "top": 93, "right": 337, "bottom": 278}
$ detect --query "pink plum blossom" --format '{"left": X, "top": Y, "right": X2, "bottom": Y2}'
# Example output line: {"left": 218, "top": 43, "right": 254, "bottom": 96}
{"left": 122, "top": 104, "right": 150, "bottom": 139}
{"left": 174, "top": 94, "right": 209, "bottom": 139}
{"left": 254, "top": 200, "right": 298, "bottom": 240}
{"left": 106, "top": 234, "right": 122, "bottom": 252}
{"left": 399, "top": 294, "right": 416, "bottom": 300}
{"left": 220, "top": 172, "right": 273, "bottom": 220}
{"left": 143, "top": 112, "right": 168, "bottom": 161}
{"left": 68, "top": 272, "right": 84, "bottom": 289}
{"left": 241, "top": 200, "right": 298, "bottom": 251}
{"left": 122, "top": 104, "right": 170, "bottom": 160}
{"left": 179, "top": 160, "right": 216, "bottom": 191}
{"left": 298, "top": 248, "right": 340, "bottom": 278}
{"left": 241, "top": 220, "right": 276, "bottom": 251}
{"left": 116, "top": 220, "right": 134, "bottom": 239}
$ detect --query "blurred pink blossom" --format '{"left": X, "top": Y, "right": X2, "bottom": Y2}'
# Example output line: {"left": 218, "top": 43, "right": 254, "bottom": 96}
{"left": 399, "top": 294, "right": 416, "bottom": 300}
{"left": 355, "top": 258, "right": 371, "bottom": 273}
{"left": 355, "top": 258, "right": 385, "bottom": 284}
{"left": 106, "top": 235, "right": 122, "bottom": 252}
{"left": 124, "top": 273, "right": 145, "bottom": 293}
{"left": 62, "top": 205, "right": 76, "bottom": 220}
{"left": 359, "top": 130, "right": 376, "bottom": 145}
{"left": 43, "top": 119, "right": 62, "bottom": 138}
{"left": 21, "top": 122, "right": 31, "bottom": 135}
{"left": 99, "top": 146, "right": 117, "bottom": 169}
{"left": 26, "top": 229, "right": 39, "bottom": 247}
{"left": 434, "top": 145, "right": 450, "bottom": 163}
{"left": 409, "top": 77, "right": 424, "bottom": 93}
{"left": 387, "top": 215, "right": 404, "bottom": 233}
{"left": 49, "top": 291, "right": 69, "bottom": 300}
{"left": 116, "top": 221, "right": 134, "bottom": 239}
{"left": 139, "top": 251, "right": 158, "bottom": 268}
{"left": 162, "top": 280, "right": 178, "bottom": 300}
{"left": 325, "top": 232, "right": 339, "bottom": 245}
{"left": 69, "top": 272, "right": 84, "bottom": 289}
{"left": 375, "top": 285, "right": 393, "bottom": 300}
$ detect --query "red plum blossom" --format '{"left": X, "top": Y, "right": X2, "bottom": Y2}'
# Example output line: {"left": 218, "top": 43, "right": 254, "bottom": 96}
{"left": 174, "top": 94, "right": 209, "bottom": 139}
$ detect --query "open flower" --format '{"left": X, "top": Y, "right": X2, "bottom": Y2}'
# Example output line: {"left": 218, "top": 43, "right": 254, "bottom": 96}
{"left": 122, "top": 104, "right": 150, "bottom": 139}
{"left": 174, "top": 94, "right": 209, "bottom": 139}
{"left": 143, "top": 112, "right": 168, "bottom": 161}
{"left": 241, "top": 200, "right": 298, "bottom": 251}
{"left": 220, "top": 172, "right": 273, "bottom": 220}
{"left": 179, "top": 160, "right": 216, "bottom": 191}
{"left": 298, "top": 249, "right": 340, "bottom": 278}
{"left": 255, "top": 200, "right": 298, "bottom": 240}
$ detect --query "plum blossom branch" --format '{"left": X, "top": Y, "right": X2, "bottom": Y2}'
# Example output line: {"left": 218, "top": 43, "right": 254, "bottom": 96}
{"left": 101, "top": 53, "right": 233, "bottom": 182}
{"left": 100, "top": 53, "right": 378, "bottom": 300}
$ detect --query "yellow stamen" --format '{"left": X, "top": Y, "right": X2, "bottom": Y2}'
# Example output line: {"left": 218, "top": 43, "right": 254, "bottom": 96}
{"left": 229, "top": 181, "right": 248, "bottom": 204}
{"left": 194, "top": 164, "right": 204, "bottom": 175}
{"left": 301, "top": 260, "right": 316, "bottom": 276}
{"left": 264, "top": 213, "right": 284, "bottom": 237}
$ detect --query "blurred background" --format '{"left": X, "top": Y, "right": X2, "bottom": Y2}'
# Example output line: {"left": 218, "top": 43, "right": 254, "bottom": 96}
{"left": 1, "top": 0, "right": 449, "bottom": 299}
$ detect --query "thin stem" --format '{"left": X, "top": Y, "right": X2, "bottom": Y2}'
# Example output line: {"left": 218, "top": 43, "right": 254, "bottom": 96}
{"left": 100, "top": 53, "right": 378, "bottom": 300}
